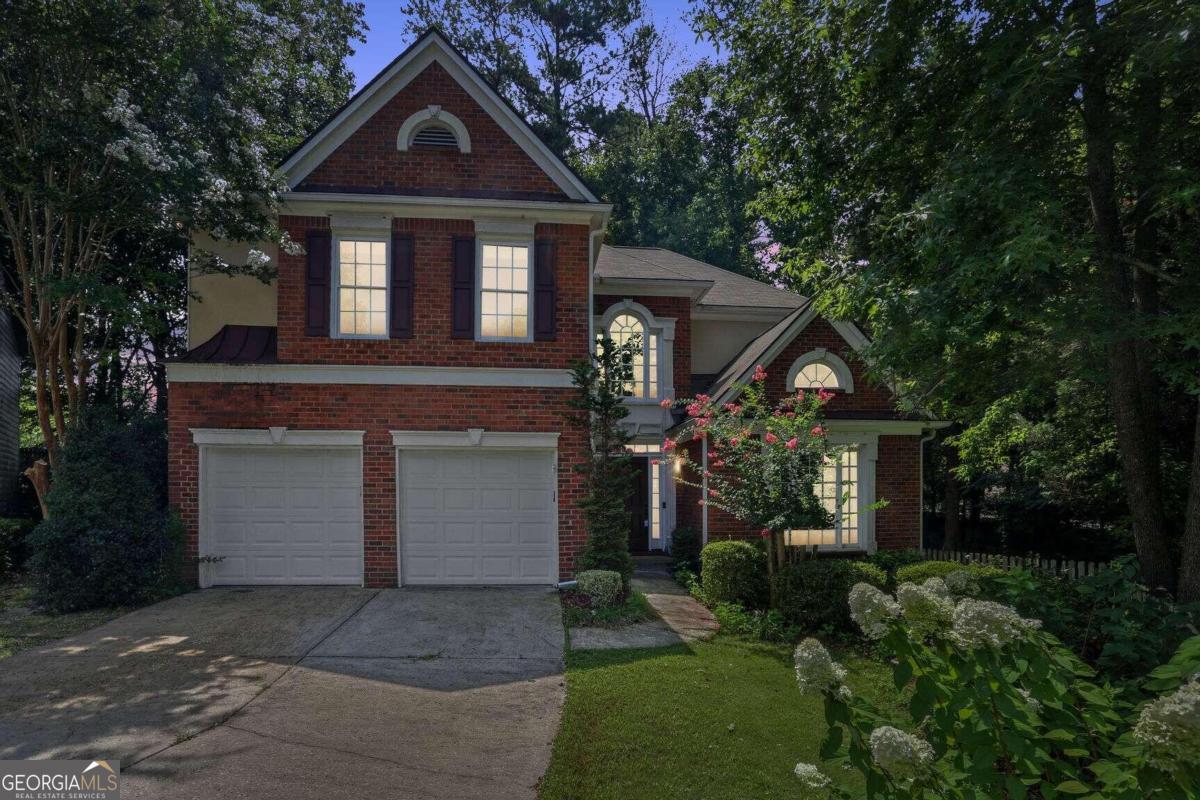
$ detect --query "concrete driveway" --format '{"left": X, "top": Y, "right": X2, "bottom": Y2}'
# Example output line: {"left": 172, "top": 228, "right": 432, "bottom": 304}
{"left": 0, "top": 587, "right": 565, "bottom": 799}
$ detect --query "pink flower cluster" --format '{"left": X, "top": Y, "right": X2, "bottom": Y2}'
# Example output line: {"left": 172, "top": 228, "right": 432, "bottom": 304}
{"left": 753, "top": 365, "right": 768, "bottom": 382}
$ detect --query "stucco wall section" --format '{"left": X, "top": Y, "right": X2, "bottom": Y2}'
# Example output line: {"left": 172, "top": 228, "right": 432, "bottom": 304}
{"left": 691, "top": 318, "right": 774, "bottom": 375}
{"left": 187, "top": 233, "right": 278, "bottom": 349}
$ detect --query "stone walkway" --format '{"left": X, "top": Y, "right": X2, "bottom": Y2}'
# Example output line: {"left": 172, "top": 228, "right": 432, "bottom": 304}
{"left": 569, "top": 558, "right": 719, "bottom": 650}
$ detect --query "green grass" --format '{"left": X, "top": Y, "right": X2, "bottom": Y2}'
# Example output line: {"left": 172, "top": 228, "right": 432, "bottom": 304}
{"left": 0, "top": 581, "right": 127, "bottom": 660}
{"left": 539, "top": 637, "right": 898, "bottom": 800}
{"left": 561, "top": 591, "right": 657, "bottom": 628}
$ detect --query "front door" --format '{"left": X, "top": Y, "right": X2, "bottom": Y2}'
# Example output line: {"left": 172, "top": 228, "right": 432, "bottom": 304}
{"left": 627, "top": 456, "right": 650, "bottom": 553}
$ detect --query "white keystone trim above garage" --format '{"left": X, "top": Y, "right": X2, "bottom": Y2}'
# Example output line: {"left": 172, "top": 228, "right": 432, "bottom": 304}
{"left": 168, "top": 363, "right": 574, "bottom": 388}
{"left": 390, "top": 429, "right": 560, "bottom": 449}
{"left": 191, "top": 428, "right": 366, "bottom": 447}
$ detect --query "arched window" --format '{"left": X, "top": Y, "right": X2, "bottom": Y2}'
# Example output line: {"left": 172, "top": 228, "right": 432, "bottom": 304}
{"left": 794, "top": 362, "right": 841, "bottom": 390}
{"left": 787, "top": 349, "right": 855, "bottom": 393}
{"left": 607, "top": 312, "right": 659, "bottom": 398}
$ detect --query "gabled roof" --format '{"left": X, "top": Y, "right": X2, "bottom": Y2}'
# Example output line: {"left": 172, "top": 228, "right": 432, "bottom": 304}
{"left": 703, "top": 304, "right": 873, "bottom": 405}
{"left": 278, "top": 29, "right": 598, "bottom": 203}
{"left": 595, "top": 245, "right": 807, "bottom": 311}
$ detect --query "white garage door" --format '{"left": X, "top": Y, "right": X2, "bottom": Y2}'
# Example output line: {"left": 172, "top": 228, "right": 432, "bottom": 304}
{"left": 399, "top": 449, "right": 557, "bottom": 585}
{"left": 202, "top": 447, "right": 363, "bottom": 585}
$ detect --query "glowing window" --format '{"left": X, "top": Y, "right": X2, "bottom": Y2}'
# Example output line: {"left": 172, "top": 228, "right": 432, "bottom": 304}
{"left": 794, "top": 362, "right": 841, "bottom": 390}
{"left": 607, "top": 313, "right": 659, "bottom": 398}
{"left": 480, "top": 243, "right": 531, "bottom": 340}
{"left": 336, "top": 239, "right": 388, "bottom": 337}
{"left": 786, "top": 448, "right": 860, "bottom": 549}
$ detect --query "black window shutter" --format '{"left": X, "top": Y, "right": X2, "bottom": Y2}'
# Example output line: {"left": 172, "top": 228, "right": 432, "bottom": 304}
{"left": 451, "top": 236, "right": 475, "bottom": 339}
{"left": 305, "top": 229, "right": 331, "bottom": 336}
{"left": 533, "top": 239, "right": 557, "bottom": 341}
{"left": 390, "top": 233, "right": 415, "bottom": 339}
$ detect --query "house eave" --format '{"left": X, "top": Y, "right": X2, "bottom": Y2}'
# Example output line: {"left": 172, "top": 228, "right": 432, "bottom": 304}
{"left": 281, "top": 192, "right": 611, "bottom": 229}
{"left": 593, "top": 276, "right": 713, "bottom": 302}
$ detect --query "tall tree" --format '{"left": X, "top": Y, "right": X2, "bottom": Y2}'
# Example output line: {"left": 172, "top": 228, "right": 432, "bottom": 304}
{"left": 0, "top": 0, "right": 365, "bottom": 510}
{"left": 400, "top": 0, "right": 642, "bottom": 153}
{"left": 698, "top": 0, "right": 1200, "bottom": 595}
{"left": 581, "top": 63, "right": 766, "bottom": 278}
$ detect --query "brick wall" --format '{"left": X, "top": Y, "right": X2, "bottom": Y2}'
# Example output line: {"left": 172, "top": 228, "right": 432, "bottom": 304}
{"left": 594, "top": 294, "right": 691, "bottom": 399}
{"left": 296, "top": 62, "right": 567, "bottom": 201}
{"left": 169, "top": 382, "right": 588, "bottom": 587}
{"left": 674, "top": 316, "right": 924, "bottom": 551}
{"left": 275, "top": 217, "right": 590, "bottom": 369}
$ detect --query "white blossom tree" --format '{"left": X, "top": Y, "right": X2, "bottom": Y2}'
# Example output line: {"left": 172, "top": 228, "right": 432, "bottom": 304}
{"left": 0, "top": 0, "right": 365, "bottom": 511}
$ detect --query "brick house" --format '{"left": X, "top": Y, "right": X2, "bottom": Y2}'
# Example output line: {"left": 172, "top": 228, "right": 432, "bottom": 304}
{"left": 168, "top": 30, "right": 942, "bottom": 589}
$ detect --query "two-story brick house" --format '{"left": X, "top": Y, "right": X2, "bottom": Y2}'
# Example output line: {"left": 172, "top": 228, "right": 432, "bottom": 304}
{"left": 167, "top": 30, "right": 941, "bottom": 589}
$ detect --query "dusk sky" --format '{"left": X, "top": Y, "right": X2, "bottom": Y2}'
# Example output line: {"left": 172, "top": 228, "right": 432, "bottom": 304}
{"left": 346, "top": 0, "right": 719, "bottom": 90}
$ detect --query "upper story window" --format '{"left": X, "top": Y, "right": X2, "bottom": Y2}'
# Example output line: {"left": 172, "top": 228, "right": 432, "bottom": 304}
{"left": 787, "top": 348, "right": 855, "bottom": 393}
{"left": 795, "top": 362, "right": 840, "bottom": 390}
{"left": 335, "top": 238, "right": 388, "bottom": 338}
{"left": 606, "top": 311, "right": 659, "bottom": 399}
{"left": 479, "top": 243, "right": 531, "bottom": 340}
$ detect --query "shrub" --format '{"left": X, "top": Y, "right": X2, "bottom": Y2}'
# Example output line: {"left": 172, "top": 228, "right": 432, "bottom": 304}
{"left": 866, "top": 547, "right": 924, "bottom": 586}
{"left": 669, "top": 525, "right": 701, "bottom": 573}
{"left": 774, "top": 558, "right": 887, "bottom": 633}
{"left": 25, "top": 412, "right": 183, "bottom": 612}
{"left": 895, "top": 559, "right": 1003, "bottom": 585}
{"left": 0, "top": 517, "right": 34, "bottom": 579}
{"left": 712, "top": 601, "right": 799, "bottom": 642}
{"left": 792, "top": 585, "right": 1200, "bottom": 798}
{"left": 575, "top": 569, "right": 623, "bottom": 608}
{"left": 982, "top": 556, "right": 1200, "bottom": 681}
{"left": 700, "top": 540, "right": 768, "bottom": 608}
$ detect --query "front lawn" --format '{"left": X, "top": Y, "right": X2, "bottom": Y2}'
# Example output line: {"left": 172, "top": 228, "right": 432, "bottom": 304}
{"left": 0, "top": 581, "right": 128, "bottom": 659}
{"left": 539, "top": 637, "right": 897, "bottom": 800}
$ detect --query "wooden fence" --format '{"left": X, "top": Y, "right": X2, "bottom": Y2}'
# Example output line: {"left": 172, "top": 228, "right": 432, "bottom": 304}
{"left": 922, "top": 548, "right": 1109, "bottom": 580}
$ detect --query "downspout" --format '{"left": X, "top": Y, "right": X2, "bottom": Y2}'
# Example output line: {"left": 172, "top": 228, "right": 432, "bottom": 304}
{"left": 919, "top": 427, "right": 937, "bottom": 551}
{"left": 701, "top": 436, "right": 709, "bottom": 546}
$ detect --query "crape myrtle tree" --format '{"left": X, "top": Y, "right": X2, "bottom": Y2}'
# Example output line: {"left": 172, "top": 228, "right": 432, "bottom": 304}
{"left": 569, "top": 334, "right": 640, "bottom": 586}
{"left": 698, "top": 0, "right": 1200, "bottom": 598}
{"left": 0, "top": 0, "right": 365, "bottom": 511}
{"left": 669, "top": 363, "right": 846, "bottom": 602}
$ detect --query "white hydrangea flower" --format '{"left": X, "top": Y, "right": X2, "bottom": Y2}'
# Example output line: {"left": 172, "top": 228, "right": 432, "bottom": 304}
{"left": 869, "top": 726, "right": 934, "bottom": 773}
{"left": 793, "top": 638, "right": 847, "bottom": 695}
{"left": 950, "top": 598, "right": 1041, "bottom": 649}
{"left": 794, "top": 762, "right": 832, "bottom": 792}
{"left": 848, "top": 583, "right": 900, "bottom": 639}
{"left": 837, "top": 685, "right": 854, "bottom": 701}
{"left": 897, "top": 581, "right": 955, "bottom": 636}
{"left": 922, "top": 576, "right": 950, "bottom": 597}
{"left": 1133, "top": 680, "right": 1200, "bottom": 772}
{"left": 943, "top": 570, "right": 980, "bottom": 597}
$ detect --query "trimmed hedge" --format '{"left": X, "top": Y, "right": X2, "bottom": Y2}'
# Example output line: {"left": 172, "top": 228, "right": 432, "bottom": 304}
{"left": 670, "top": 525, "right": 701, "bottom": 573}
{"left": 773, "top": 558, "right": 888, "bottom": 633}
{"left": 700, "top": 540, "right": 768, "bottom": 608}
{"left": 576, "top": 569, "right": 623, "bottom": 608}
{"left": 895, "top": 560, "right": 1004, "bottom": 585}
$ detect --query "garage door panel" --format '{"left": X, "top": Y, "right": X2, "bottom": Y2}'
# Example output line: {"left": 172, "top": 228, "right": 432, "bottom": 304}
{"left": 203, "top": 447, "right": 363, "bottom": 585}
{"left": 399, "top": 449, "right": 556, "bottom": 585}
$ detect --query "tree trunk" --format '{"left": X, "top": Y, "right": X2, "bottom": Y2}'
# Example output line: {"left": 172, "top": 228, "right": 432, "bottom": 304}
{"left": 1177, "top": 398, "right": 1200, "bottom": 602}
{"left": 942, "top": 444, "right": 963, "bottom": 551}
{"left": 1076, "top": 0, "right": 1176, "bottom": 592}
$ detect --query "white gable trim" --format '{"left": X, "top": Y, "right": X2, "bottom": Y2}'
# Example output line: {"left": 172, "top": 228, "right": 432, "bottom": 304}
{"left": 279, "top": 32, "right": 597, "bottom": 202}
{"left": 715, "top": 308, "right": 873, "bottom": 405}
